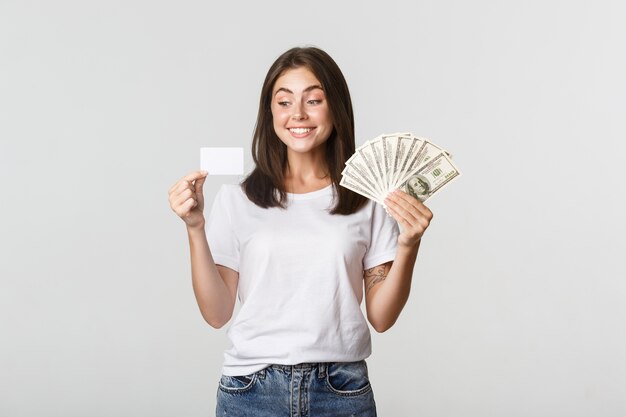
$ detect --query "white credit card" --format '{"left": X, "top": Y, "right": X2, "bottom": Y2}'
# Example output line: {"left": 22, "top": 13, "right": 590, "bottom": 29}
{"left": 200, "top": 147, "right": 244, "bottom": 175}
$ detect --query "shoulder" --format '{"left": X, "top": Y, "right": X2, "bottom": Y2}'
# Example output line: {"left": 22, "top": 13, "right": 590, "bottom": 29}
{"left": 218, "top": 183, "right": 243, "bottom": 196}
{"left": 215, "top": 183, "right": 250, "bottom": 206}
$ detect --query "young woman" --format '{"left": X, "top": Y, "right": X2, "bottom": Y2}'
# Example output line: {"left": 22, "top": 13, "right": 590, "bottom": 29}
{"left": 168, "top": 46, "right": 433, "bottom": 417}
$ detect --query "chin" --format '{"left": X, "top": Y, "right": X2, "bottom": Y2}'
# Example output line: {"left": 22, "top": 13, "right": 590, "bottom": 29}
{"left": 287, "top": 144, "right": 318, "bottom": 154}
{"left": 279, "top": 137, "right": 325, "bottom": 153}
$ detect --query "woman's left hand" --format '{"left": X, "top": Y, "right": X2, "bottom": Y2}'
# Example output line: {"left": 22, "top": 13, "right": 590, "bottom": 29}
{"left": 384, "top": 189, "right": 434, "bottom": 248}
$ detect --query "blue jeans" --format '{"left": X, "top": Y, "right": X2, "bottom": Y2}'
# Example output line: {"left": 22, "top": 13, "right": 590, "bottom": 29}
{"left": 216, "top": 360, "right": 377, "bottom": 416}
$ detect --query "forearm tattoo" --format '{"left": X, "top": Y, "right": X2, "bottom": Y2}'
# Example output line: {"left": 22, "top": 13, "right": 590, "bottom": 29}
{"left": 364, "top": 265, "right": 389, "bottom": 293}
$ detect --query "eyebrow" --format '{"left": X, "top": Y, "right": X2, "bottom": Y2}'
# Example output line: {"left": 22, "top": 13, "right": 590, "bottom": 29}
{"left": 274, "top": 85, "right": 324, "bottom": 96}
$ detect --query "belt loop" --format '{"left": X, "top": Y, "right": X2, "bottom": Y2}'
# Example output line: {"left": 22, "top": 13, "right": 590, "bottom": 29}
{"left": 257, "top": 367, "right": 266, "bottom": 379}
{"left": 318, "top": 362, "right": 327, "bottom": 379}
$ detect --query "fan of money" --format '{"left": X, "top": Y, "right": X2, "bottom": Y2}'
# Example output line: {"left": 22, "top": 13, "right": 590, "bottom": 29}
{"left": 340, "top": 132, "right": 461, "bottom": 205}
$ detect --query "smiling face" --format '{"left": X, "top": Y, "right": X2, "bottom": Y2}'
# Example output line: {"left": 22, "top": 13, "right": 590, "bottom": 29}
{"left": 271, "top": 66, "right": 334, "bottom": 156}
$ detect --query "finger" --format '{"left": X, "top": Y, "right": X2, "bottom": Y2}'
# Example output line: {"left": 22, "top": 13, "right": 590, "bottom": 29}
{"left": 195, "top": 180, "right": 207, "bottom": 209}
{"left": 172, "top": 196, "right": 194, "bottom": 217}
{"left": 385, "top": 202, "right": 412, "bottom": 227}
{"left": 173, "top": 174, "right": 204, "bottom": 199}
{"left": 386, "top": 192, "right": 432, "bottom": 231}
{"left": 169, "top": 181, "right": 189, "bottom": 199}
{"left": 387, "top": 202, "right": 429, "bottom": 239}
{"left": 180, "top": 197, "right": 197, "bottom": 217}
{"left": 169, "top": 178, "right": 193, "bottom": 196}
{"left": 175, "top": 187, "right": 194, "bottom": 202}
{"left": 194, "top": 175, "right": 207, "bottom": 196}
{"left": 169, "top": 170, "right": 208, "bottom": 195}
{"left": 183, "top": 170, "right": 209, "bottom": 183}
{"left": 392, "top": 189, "right": 433, "bottom": 220}
{"left": 173, "top": 189, "right": 195, "bottom": 210}
{"left": 388, "top": 200, "right": 425, "bottom": 229}
{"left": 385, "top": 193, "right": 419, "bottom": 224}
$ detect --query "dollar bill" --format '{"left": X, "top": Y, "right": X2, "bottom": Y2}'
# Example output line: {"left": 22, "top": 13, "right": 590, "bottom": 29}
{"left": 367, "top": 137, "right": 387, "bottom": 195}
{"left": 380, "top": 132, "right": 411, "bottom": 190}
{"left": 343, "top": 146, "right": 384, "bottom": 199}
{"left": 394, "top": 139, "right": 446, "bottom": 188}
{"left": 391, "top": 134, "right": 423, "bottom": 190}
{"left": 341, "top": 166, "right": 380, "bottom": 199}
{"left": 340, "top": 131, "right": 460, "bottom": 205}
{"left": 381, "top": 134, "right": 395, "bottom": 191}
{"left": 399, "top": 152, "right": 461, "bottom": 202}
{"left": 348, "top": 139, "right": 385, "bottom": 197}
{"left": 339, "top": 175, "right": 384, "bottom": 205}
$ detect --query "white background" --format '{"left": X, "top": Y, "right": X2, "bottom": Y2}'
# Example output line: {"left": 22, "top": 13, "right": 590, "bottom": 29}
{"left": 1, "top": 1, "right": 625, "bottom": 416}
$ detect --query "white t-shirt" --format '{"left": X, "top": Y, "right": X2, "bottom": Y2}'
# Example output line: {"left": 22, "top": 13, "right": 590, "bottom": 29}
{"left": 206, "top": 183, "right": 399, "bottom": 376}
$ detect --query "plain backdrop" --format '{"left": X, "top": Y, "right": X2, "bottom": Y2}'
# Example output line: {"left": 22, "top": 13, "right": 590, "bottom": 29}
{"left": 1, "top": 1, "right": 625, "bottom": 416}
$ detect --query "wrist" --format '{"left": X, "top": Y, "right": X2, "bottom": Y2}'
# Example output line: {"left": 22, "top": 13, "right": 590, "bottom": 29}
{"left": 186, "top": 221, "right": 206, "bottom": 234}
{"left": 397, "top": 237, "right": 421, "bottom": 253}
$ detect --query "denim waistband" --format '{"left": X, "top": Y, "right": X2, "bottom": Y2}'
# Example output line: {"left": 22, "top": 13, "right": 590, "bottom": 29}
{"left": 257, "top": 360, "right": 366, "bottom": 379}
{"left": 256, "top": 362, "right": 330, "bottom": 379}
{"left": 269, "top": 362, "right": 326, "bottom": 370}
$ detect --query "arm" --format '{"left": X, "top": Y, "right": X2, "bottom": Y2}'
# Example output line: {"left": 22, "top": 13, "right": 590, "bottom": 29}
{"left": 364, "top": 242, "right": 420, "bottom": 333}
{"left": 168, "top": 170, "right": 239, "bottom": 329}
{"left": 187, "top": 224, "right": 239, "bottom": 329}
{"left": 364, "top": 189, "right": 433, "bottom": 333}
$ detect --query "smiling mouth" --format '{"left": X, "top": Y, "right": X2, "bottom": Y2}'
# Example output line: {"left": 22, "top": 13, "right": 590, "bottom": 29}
{"left": 288, "top": 127, "right": 315, "bottom": 134}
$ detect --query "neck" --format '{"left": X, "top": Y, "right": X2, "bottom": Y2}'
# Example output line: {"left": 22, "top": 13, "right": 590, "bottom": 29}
{"left": 284, "top": 147, "right": 331, "bottom": 192}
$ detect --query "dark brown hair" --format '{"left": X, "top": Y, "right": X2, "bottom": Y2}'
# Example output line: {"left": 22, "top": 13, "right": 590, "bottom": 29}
{"left": 241, "top": 46, "right": 368, "bottom": 215}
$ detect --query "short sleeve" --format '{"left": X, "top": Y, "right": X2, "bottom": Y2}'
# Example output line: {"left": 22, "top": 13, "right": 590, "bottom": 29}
{"left": 362, "top": 202, "right": 399, "bottom": 270}
{"left": 205, "top": 185, "right": 240, "bottom": 272}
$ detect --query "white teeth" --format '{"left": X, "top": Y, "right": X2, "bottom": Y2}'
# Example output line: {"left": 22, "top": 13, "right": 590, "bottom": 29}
{"left": 289, "top": 128, "right": 313, "bottom": 134}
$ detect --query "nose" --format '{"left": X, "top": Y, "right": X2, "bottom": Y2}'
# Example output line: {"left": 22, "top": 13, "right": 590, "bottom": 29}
{"left": 291, "top": 102, "right": 308, "bottom": 120}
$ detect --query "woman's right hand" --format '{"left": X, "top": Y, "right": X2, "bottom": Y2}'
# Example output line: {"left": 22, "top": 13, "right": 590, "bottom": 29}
{"left": 168, "top": 170, "right": 209, "bottom": 229}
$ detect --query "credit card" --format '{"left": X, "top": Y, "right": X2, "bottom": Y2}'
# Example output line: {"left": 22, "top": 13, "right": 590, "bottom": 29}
{"left": 200, "top": 147, "right": 244, "bottom": 175}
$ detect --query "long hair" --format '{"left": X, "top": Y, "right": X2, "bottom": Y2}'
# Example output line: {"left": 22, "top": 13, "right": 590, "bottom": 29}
{"left": 241, "top": 46, "right": 368, "bottom": 215}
